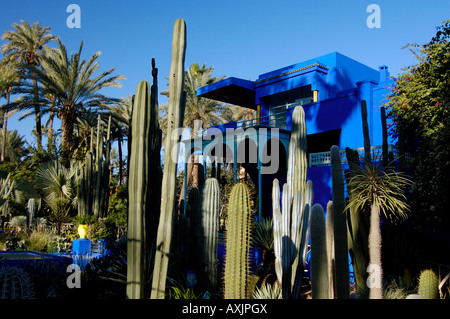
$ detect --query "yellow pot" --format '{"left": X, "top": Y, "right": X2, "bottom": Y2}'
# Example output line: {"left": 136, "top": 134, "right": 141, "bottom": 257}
{"left": 78, "top": 224, "right": 88, "bottom": 239}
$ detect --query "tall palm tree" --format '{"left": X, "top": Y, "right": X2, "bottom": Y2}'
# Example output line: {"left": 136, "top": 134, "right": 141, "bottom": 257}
{"left": 0, "top": 58, "right": 21, "bottom": 161}
{"left": 161, "top": 63, "right": 226, "bottom": 203}
{"left": 21, "top": 38, "right": 125, "bottom": 167}
{"left": 1, "top": 20, "right": 57, "bottom": 152}
{"left": 345, "top": 160, "right": 412, "bottom": 299}
{"left": 103, "top": 95, "right": 133, "bottom": 185}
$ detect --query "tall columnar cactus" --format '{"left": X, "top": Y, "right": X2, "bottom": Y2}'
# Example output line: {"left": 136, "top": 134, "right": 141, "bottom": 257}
{"left": 380, "top": 106, "right": 389, "bottom": 168}
{"left": 78, "top": 115, "right": 111, "bottom": 219}
{"left": 310, "top": 203, "right": 329, "bottom": 299}
{"left": 325, "top": 201, "right": 335, "bottom": 299}
{"left": 272, "top": 104, "right": 313, "bottom": 299}
{"left": 151, "top": 18, "right": 186, "bottom": 299}
{"left": 127, "top": 80, "right": 154, "bottom": 299}
{"left": 26, "top": 198, "right": 36, "bottom": 229}
{"left": 200, "top": 177, "right": 220, "bottom": 291}
{"left": 224, "top": 183, "right": 252, "bottom": 299}
{"left": 330, "top": 145, "right": 350, "bottom": 299}
{"left": 361, "top": 100, "right": 371, "bottom": 165}
{"left": 418, "top": 269, "right": 440, "bottom": 299}
{"left": 127, "top": 58, "right": 162, "bottom": 299}
{"left": 0, "top": 266, "right": 35, "bottom": 299}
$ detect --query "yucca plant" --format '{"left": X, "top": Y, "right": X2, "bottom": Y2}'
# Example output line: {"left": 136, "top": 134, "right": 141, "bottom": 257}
{"left": 345, "top": 160, "right": 412, "bottom": 299}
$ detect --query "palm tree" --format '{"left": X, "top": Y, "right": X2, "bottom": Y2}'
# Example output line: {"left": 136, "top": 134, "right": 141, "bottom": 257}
{"left": 21, "top": 38, "right": 125, "bottom": 167}
{"left": 0, "top": 58, "right": 22, "bottom": 161}
{"left": 1, "top": 20, "right": 57, "bottom": 152}
{"left": 35, "top": 160, "right": 80, "bottom": 211}
{"left": 345, "top": 160, "right": 412, "bottom": 299}
{"left": 161, "top": 63, "right": 227, "bottom": 199}
{"left": 103, "top": 95, "right": 133, "bottom": 185}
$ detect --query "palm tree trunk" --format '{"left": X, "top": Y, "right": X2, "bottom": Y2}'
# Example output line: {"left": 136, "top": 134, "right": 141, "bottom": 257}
{"left": 60, "top": 110, "right": 75, "bottom": 167}
{"left": 32, "top": 73, "right": 42, "bottom": 153}
{"left": 1, "top": 88, "right": 11, "bottom": 162}
{"left": 368, "top": 203, "right": 383, "bottom": 299}
{"left": 47, "top": 101, "right": 55, "bottom": 155}
{"left": 118, "top": 132, "right": 123, "bottom": 186}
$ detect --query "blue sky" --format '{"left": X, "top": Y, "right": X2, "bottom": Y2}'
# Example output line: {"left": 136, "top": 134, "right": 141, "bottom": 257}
{"left": 1, "top": 0, "right": 449, "bottom": 146}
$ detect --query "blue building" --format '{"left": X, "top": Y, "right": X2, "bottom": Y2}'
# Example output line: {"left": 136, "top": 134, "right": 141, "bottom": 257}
{"left": 183, "top": 52, "right": 397, "bottom": 218}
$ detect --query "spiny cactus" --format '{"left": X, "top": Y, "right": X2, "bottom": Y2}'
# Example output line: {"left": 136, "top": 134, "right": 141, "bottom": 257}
{"left": 310, "top": 203, "right": 329, "bottom": 299}
{"left": 224, "top": 183, "right": 252, "bottom": 299}
{"left": 0, "top": 266, "right": 35, "bottom": 299}
{"left": 26, "top": 198, "right": 36, "bottom": 229}
{"left": 418, "top": 269, "right": 440, "bottom": 299}
{"left": 361, "top": 100, "right": 371, "bottom": 165}
{"left": 272, "top": 104, "right": 313, "bottom": 299}
{"left": 330, "top": 145, "right": 350, "bottom": 299}
{"left": 200, "top": 177, "right": 220, "bottom": 291}
{"left": 151, "top": 18, "right": 187, "bottom": 299}
{"left": 78, "top": 115, "right": 112, "bottom": 219}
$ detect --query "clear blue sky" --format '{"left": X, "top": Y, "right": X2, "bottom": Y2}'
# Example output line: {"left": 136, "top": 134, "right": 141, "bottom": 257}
{"left": 1, "top": 0, "right": 449, "bottom": 146}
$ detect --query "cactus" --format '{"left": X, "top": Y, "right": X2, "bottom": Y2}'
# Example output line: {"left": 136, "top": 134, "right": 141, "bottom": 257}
{"left": 418, "top": 269, "right": 440, "bottom": 299}
{"left": 151, "top": 18, "right": 186, "bottom": 299}
{"left": 272, "top": 104, "right": 312, "bottom": 299}
{"left": 380, "top": 106, "right": 389, "bottom": 168}
{"left": 224, "top": 183, "right": 252, "bottom": 299}
{"left": 78, "top": 115, "right": 112, "bottom": 219}
{"left": 330, "top": 145, "right": 350, "bottom": 299}
{"left": 126, "top": 80, "right": 152, "bottom": 299}
{"left": 26, "top": 198, "right": 36, "bottom": 229}
{"left": 361, "top": 100, "right": 371, "bottom": 165}
{"left": 0, "top": 266, "right": 35, "bottom": 299}
{"left": 326, "top": 201, "right": 335, "bottom": 299}
{"left": 310, "top": 203, "right": 329, "bottom": 299}
{"left": 200, "top": 178, "right": 220, "bottom": 291}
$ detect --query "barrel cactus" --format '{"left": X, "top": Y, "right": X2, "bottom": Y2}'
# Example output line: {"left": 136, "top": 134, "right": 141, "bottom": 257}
{"left": 418, "top": 269, "right": 439, "bottom": 299}
{"left": 0, "top": 266, "right": 35, "bottom": 299}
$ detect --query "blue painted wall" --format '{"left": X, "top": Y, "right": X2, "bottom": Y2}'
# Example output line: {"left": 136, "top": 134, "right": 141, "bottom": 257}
{"left": 197, "top": 52, "right": 396, "bottom": 210}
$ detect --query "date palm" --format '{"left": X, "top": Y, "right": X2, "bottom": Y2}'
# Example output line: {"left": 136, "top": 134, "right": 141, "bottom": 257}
{"left": 345, "top": 160, "right": 412, "bottom": 299}
{"left": 0, "top": 58, "right": 22, "bottom": 161}
{"left": 1, "top": 20, "right": 57, "bottom": 152}
{"left": 22, "top": 38, "right": 125, "bottom": 167}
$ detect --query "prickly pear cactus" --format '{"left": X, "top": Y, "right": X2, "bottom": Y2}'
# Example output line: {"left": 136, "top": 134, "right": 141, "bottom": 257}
{"left": 224, "top": 183, "right": 252, "bottom": 299}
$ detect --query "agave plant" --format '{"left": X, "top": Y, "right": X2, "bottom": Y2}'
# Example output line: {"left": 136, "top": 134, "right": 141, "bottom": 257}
{"left": 253, "top": 282, "right": 282, "bottom": 299}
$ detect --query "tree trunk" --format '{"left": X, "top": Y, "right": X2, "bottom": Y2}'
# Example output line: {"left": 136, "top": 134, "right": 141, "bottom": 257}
{"left": 1, "top": 89, "right": 11, "bottom": 162}
{"left": 368, "top": 203, "right": 383, "bottom": 299}
{"left": 118, "top": 132, "right": 123, "bottom": 186}
{"left": 32, "top": 73, "right": 42, "bottom": 153}
{"left": 47, "top": 100, "right": 55, "bottom": 155}
{"left": 60, "top": 110, "right": 75, "bottom": 167}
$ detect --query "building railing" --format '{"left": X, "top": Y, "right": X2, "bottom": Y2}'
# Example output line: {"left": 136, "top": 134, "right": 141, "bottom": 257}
{"left": 309, "top": 145, "right": 411, "bottom": 167}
